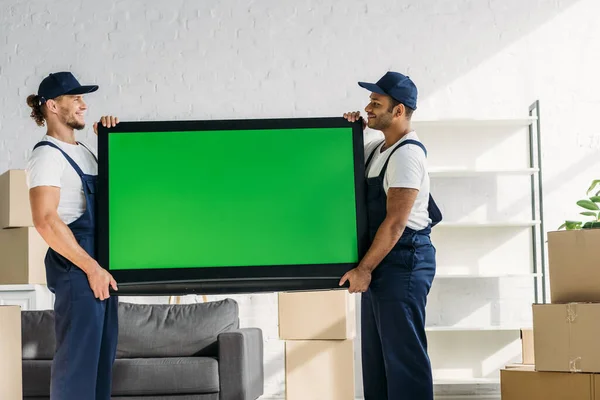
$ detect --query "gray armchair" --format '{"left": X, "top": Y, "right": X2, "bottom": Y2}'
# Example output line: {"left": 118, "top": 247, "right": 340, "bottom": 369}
{"left": 21, "top": 298, "right": 264, "bottom": 400}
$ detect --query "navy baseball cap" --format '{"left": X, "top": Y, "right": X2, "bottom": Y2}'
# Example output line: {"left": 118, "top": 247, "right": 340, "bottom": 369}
{"left": 358, "top": 71, "right": 418, "bottom": 110}
{"left": 37, "top": 72, "right": 98, "bottom": 104}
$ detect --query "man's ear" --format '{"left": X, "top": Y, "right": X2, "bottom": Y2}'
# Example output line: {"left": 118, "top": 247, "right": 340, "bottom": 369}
{"left": 45, "top": 99, "right": 58, "bottom": 115}
{"left": 396, "top": 103, "right": 405, "bottom": 117}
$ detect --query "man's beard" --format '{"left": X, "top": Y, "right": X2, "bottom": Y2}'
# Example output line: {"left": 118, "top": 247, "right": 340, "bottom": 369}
{"left": 66, "top": 118, "right": 85, "bottom": 130}
{"left": 368, "top": 116, "right": 392, "bottom": 131}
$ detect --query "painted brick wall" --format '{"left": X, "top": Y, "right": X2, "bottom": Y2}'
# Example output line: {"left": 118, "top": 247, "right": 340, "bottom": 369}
{"left": 2, "top": 0, "right": 600, "bottom": 398}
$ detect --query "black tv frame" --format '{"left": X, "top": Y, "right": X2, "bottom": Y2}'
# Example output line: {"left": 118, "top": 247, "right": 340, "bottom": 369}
{"left": 97, "top": 117, "right": 368, "bottom": 295}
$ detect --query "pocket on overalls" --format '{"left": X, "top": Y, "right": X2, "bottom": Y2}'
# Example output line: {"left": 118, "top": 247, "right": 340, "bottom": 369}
{"left": 386, "top": 242, "right": 416, "bottom": 271}
{"left": 412, "top": 234, "right": 436, "bottom": 271}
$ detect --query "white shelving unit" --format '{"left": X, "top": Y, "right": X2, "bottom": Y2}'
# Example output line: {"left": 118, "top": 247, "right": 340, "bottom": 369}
{"left": 436, "top": 221, "right": 539, "bottom": 228}
{"left": 435, "top": 272, "right": 541, "bottom": 279}
{"left": 429, "top": 168, "right": 538, "bottom": 177}
{"left": 412, "top": 117, "right": 538, "bottom": 128}
{"left": 0, "top": 284, "right": 54, "bottom": 310}
{"left": 426, "top": 325, "right": 530, "bottom": 332}
{"left": 414, "top": 102, "right": 545, "bottom": 390}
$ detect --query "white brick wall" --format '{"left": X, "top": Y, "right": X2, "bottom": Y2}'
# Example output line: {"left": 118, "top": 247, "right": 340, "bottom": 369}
{"left": 2, "top": 0, "right": 600, "bottom": 398}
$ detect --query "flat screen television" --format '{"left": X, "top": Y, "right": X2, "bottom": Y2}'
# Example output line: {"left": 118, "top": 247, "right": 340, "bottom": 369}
{"left": 97, "top": 117, "right": 367, "bottom": 295}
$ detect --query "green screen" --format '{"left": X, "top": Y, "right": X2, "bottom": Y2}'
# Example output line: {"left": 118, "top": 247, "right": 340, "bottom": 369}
{"left": 108, "top": 128, "right": 358, "bottom": 270}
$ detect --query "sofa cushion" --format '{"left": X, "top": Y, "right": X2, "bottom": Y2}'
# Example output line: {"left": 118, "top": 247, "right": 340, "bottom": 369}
{"left": 22, "top": 360, "right": 52, "bottom": 397}
{"left": 22, "top": 311, "right": 55, "bottom": 360}
{"left": 22, "top": 358, "right": 219, "bottom": 397}
{"left": 112, "top": 357, "right": 219, "bottom": 396}
{"left": 117, "top": 299, "right": 239, "bottom": 358}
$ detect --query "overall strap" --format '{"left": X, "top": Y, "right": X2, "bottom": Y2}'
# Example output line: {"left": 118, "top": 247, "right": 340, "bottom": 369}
{"left": 77, "top": 142, "right": 98, "bottom": 163}
{"left": 380, "top": 139, "right": 428, "bottom": 177}
{"left": 33, "top": 141, "right": 85, "bottom": 177}
{"left": 365, "top": 139, "right": 385, "bottom": 170}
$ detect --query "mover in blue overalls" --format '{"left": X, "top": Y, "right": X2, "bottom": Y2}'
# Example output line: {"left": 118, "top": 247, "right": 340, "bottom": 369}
{"left": 26, "top": 72, "right": 120, "bottom": 400}
{"left": 341, "top": 71, "right": 442, "bottom": 400}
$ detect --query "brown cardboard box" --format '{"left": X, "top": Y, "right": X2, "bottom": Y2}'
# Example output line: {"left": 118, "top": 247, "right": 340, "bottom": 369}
{"left": 0, "top": 169, "right": 33, "bottom": 229}
{"left": 0, "top": 227, "right": 47, "bottom": 284}
{"left": 533, "top": 303, "right": 600, "bottom": 373}
{"left": 547, "top": 229, "right": 600, "bottom": 303}
{"left": 285, "top": 339, "right": 354, "bottom": 400}
{"left": 501, "top": 364, "right": 597, "bottom": 400}
{"left": 278, "top": 290, "right": 355, "bottom": 340}
{"left": 521, "top": 328, "right": 535, "bottom": 364}
{"left": 0, "top": 306, "right": 23, "bottom": 399}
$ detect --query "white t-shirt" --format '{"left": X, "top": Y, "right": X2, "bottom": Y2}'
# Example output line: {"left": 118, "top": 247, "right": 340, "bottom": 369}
{"left": 26, "top": 135, "right": 98, "bottom": 225}
{"left": 364, "top": 130, "right": 431, "bottom": 230}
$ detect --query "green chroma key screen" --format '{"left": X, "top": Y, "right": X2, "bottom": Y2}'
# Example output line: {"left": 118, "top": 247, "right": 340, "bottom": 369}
{"left": 98, "top": 118, "right": 367, "bottom": 295}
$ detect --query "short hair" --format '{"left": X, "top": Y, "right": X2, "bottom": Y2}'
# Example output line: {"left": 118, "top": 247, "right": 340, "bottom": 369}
{"left": 388, "top": 97, "right": 414, "bottom": 120}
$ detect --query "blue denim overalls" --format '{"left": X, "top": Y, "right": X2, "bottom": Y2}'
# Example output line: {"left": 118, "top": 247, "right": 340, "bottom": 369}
{"left": 33, "top": 141, "right": 118, "bottom": 400}
{"left": 361, "top": 139, "right": 440, "bottom": 400}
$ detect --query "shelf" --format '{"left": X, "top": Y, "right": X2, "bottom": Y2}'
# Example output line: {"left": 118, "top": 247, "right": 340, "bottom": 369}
{"left": 426, "top": 325, "right": 529, "bottom": 332}
{"left": 434, "top": 377, "right": 500, "bottom": 385}
{"left": 0, "top": 285, "right": 40, "bottom": 291}
{"left": 413, "top": 117, "right": 537, "bottom": 128}
{"left": 429, "top": 168, "right": 539, "bottom": 177}
{"left": 435, "top": 273, "right": 540, "bottom": 279}
{"left": 436, "top": 221, "right": 540, "bottom": 228}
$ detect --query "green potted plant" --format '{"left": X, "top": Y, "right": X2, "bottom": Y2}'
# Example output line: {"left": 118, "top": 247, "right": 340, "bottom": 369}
{"left": 548, "top": 179, "right": 600, "bottom": 303}
{"left": 558, "top": 179, "right": 600, "bottom": 230}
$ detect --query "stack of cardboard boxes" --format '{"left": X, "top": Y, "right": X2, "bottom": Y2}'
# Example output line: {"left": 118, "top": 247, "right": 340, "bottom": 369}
{"left": 0, "top": 169, "right": 47, "bottom": 285}
{"left": 278, "top": 290, "right": 356, "bottom": 400}
{"left": 501, "top": 228, "right": 600, "bottom": 399}
{"left": 0, "top": 169, "right": 45, "bottom": 399}
{"left": 0, "top": 305, "right": 23, "bottom": 399}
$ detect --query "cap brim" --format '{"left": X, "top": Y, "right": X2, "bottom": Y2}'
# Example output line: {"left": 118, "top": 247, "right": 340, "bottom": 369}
{"left": 358, "top": 82, "right": 388, "bottom": 96}
{"left": 65, "top": 85, "right": 99, "bottom": 95}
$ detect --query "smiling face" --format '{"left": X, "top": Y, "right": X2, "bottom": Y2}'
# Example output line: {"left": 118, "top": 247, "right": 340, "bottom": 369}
{"left": 364, "top": 92, "right": 400, "bottom": 131}
{"left": 49, "top": 94, "right": 88, "bottom": 130}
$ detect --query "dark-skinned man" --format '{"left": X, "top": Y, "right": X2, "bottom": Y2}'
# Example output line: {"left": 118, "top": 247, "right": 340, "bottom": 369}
{"left": 340, "top": 71, "right": 440, "bottom": 400}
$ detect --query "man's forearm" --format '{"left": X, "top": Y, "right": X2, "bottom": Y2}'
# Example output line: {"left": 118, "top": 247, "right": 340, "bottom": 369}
{"left": 34, "top": 214, "right": 97, "bottom": 274}
{"left": 357, "top": 218, "right": 405, "bottom": 273}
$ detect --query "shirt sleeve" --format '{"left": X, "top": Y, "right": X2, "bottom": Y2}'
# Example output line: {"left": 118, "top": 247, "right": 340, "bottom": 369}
{"left": 385, "top": 144, "right": 426, "bottom": 190}
{"left": 26, "top": 146, "right": 67, "bottom": 189}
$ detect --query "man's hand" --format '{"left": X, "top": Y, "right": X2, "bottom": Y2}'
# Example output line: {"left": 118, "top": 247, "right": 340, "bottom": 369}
{"left": 343, "top": 111, "right": 367, "bottom": 130}
{"left": 93, "top": 115, "right": 120, "bottom": 135}
{"left": 87, "top": 265, "right": 118, "bottom": 300}
{"left": 339, "top": 266, "right": 372, "bottom": 293}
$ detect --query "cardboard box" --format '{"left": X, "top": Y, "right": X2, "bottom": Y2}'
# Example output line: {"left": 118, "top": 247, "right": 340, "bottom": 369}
{"left": 501, "top": 364, "right": 599, "bottom": 400}
{"left": 0, "top": 227, "right": 47, "bottom": 284}
{"left": 278, "top": 290, "right": 355, "bottom": 340}
{"left": 0, "top": 306, "right": 23, "bottom": 399}
{"left": 533, "top": 303, "right": 600, "bottom": 373}
{"left": 0, "top": 169, "right": 33, "bottom": 229}
{"left": 285, "top": 339, "right": 354, "bottom": 400}
{"left": 547, "top": 229, "right": 600, "bottom": 303}
{"left": 521, "top": 328, "right": 535, "bottom": 364}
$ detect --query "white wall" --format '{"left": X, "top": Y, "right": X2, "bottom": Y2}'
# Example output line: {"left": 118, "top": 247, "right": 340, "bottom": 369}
{"left": 2, "top": 0, "right": 600, "bottom": 398}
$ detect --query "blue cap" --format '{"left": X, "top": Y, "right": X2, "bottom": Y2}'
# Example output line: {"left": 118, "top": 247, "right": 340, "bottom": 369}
{"left": 37, "top": 72, "right": 98, "bottom": 104}
{"left": 358, "top": 71, "right": 418, "bottom": 110}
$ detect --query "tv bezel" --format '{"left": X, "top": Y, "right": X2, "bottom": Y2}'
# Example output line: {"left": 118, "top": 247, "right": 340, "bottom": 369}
{"left": 97, "top": 117, "right": 368, "bottom": 295}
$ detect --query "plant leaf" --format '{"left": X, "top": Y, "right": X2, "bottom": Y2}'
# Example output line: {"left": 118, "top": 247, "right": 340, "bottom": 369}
{"left": 577, "top": 199, "right": 600, "bottom": 210}
{"left": 583, "top": 221, "right": 600, "bottom": 229}
{"left": 590, "top": 196, "right": 600, "bottom": 203}
{"left": 558, "top": 223, "right": 566, "bottom": 230}
{"left": 565, "top": 221, "right": 583, "bottom": 230}
{"left": 587, "top": 180, "right": 600, "bottom": 195}
{"left": 581, "top": 211, "right": 597, "bottom": 217}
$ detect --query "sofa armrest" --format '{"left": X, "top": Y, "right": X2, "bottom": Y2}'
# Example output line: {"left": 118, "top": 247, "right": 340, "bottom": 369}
{"left": 218, "top": 328, "right": 264, "bottom": 400}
